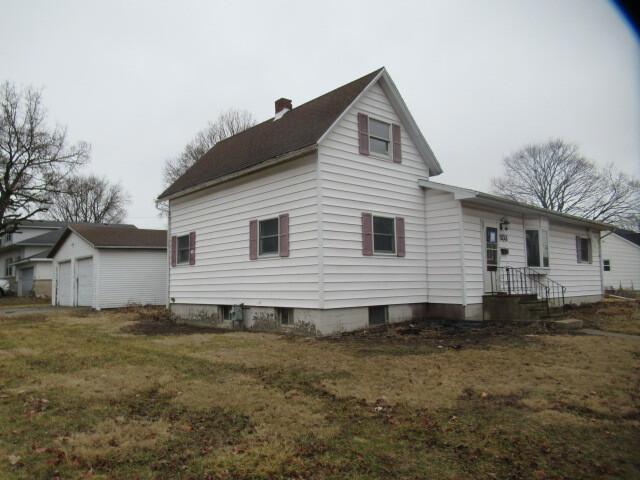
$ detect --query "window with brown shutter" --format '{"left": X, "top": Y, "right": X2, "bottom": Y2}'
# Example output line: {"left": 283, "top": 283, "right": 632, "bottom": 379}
{"left": 249, "top": 220, "right": 258, "bottom": 260}
{"left": 358, "top": 113, "right": 369, "bottom": 155}
{"left": 392, "top": 124, "right": 401, "bottom": 163}
{"left": 170, "top": 236, "right": 177, "bottom": 267}
{"left": 279, "top": 214, "right": 289, "bottom": 257}
{"left": 395, "top": 217, "right": 405, "bottom": 257}
{"left": 361, "top": 213, "right": 373, "bottom": 256}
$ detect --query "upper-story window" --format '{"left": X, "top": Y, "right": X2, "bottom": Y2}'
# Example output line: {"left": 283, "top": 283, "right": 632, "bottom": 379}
{"left": 368, "top": 118, "right": 391, "bottom": 157}
{"left": 259, "top": 218, "right": 279, "bottom": 255}
{"left": 5, "top": 233, "right": 12, "bottom": 243}
{"left": 176, "top": 235, "right": 190, "bottom": 265}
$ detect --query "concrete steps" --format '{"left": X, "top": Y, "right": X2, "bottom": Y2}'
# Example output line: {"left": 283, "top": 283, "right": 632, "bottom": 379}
{"left": 483, "top": 294, "right": 564, "bottom": 322}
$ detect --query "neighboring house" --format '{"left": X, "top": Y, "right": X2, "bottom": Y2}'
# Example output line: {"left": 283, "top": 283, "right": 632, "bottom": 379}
{"left": 0, "top": 220, "right": 68, "bottom": 296}
{"left": 158, "top": 67, "right": 610, "bottom": 335}
{"left": 601, "top": 229, "right": 640, "bottom": 291}
{"left": 48, "top": 224, "right": 167, "bottom": 308}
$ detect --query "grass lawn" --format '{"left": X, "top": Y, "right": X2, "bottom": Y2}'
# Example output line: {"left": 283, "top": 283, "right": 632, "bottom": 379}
{"left": 0, "top": 305, "right": 639, "bottom": 479}
{"left": 565, "top": 298, "right": 640, "bottom": 335}
{"left": 0, "top": 296, "right": 51, "bottom": 307}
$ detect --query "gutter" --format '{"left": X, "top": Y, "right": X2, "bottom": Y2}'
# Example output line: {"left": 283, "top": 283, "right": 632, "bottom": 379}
{"left": 157, "top": 144, "right": 318, "bottom": 202}
{"left": 418, "top": 179, "right": 613, "bottom": 231}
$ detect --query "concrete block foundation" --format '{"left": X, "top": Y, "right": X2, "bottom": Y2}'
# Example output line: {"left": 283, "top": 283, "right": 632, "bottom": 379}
{"left": 170, "top": 302, "right": 430, "bottom": 336}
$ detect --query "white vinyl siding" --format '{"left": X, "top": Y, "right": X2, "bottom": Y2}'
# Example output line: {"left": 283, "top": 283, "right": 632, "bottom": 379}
{"left": 318, "top": 81, "right": 429, "bottom": 309}
{"left": 97, "top": 250, "right": 167, "bottom": 308}
{"left": 169, "top": 153, "right": 320, "bottom": 308}
{"left": 460, "top": 205, "right": 602, "bottom": 302}
{"left": 602, "top": 233, "right": 640, "bottom": 290}
{"left": 461, "top": 208, "right": 527, "bottom": 305}
{"left": 51, "top": 230, "right": 167, "bottom": 308}
{"left": 425, "top": 190, "right": 463, "bottom": 305}
{"left": 547, "top": 223, "right": 602, "bottom": 299}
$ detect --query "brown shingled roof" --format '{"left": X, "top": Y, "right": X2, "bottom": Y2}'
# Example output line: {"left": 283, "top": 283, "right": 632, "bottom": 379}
{"left": 158, "top": 68, "right": 384, "bottom": 199}
{"left": 48, "top": 225, "right": 167, "bottom": 257}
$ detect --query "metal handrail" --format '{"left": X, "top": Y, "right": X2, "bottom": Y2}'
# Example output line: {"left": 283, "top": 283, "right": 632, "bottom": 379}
{"left": 487, "top": 266, "right": 566, "bottom": 314}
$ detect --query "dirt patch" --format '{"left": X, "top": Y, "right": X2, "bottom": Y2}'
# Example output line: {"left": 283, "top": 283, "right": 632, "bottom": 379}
{"left": 122, "top": 319, "right": 229, "bottom": 336}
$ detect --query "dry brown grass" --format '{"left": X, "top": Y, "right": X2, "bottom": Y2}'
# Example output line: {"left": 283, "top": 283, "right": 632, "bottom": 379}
{"left": 57, "top": 418, "right": 172, "bottom": 461}
{"left": 0, "top": 305, "right": 638, "bottom": 479}
{"left": 565, "top": 299, "right": 640, "bottom": 335}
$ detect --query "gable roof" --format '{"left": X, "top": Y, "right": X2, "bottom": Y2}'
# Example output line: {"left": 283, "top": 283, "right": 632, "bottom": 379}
{"left": 48, "top": 225, "right": 167, "bottom": 257}
{"left": 613, "top": 228, "right": 640, "bottom": 247}
{"left": 158, "top": 67, "right": 442, "bottom": 200}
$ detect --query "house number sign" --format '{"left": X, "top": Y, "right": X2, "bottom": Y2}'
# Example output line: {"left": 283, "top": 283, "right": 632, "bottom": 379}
{"left": 499, "top": 233, "right": 508, "bottom": 242}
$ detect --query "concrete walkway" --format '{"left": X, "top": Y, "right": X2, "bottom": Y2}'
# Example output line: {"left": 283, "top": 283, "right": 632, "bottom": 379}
{"left": 579, "top": 328, "right": 640, "bottom": 340}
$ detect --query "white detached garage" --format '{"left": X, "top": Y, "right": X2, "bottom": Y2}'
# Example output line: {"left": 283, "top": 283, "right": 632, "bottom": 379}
{"left": 48, "top": 225, "right": 167, "bottom": 309}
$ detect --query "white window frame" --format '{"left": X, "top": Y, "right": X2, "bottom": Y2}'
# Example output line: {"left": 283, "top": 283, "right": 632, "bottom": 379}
{"left": 368, "top": 117, "right": 391, "bottom": 159}
{"left": 258, "top": 217, "right": 280, "bottom": 257}
{"left": 275, "top": 307, "right": 293, "bottom": 325}
{"left": 219, "top": 305, "right": 232, "bottom": 321}
{"left": 4, "top": 257, "right": 13, "bottom": 277}
{"left": 577, "top": 236, "right": 592, "bottom": 264}
{"left": 176, "top": 234, "right": 190, "bottom": 265}
{"left": 525, "top": 229, "right": 550, "bottom": 268}
{"left": 372, "top": 215, "right": 396, "bottom": 255}
{"left": 603, "top": 259, "right": 611, "bottom": 272}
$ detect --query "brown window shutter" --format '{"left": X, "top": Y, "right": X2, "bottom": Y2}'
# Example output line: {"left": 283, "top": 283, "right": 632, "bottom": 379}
{"left": 189, "top": 232, "right": 196, "bottom": 265}
{"left": 279, "top": 214, "right": 289, "bottom": 257}
{"left": 249, "top": 220, "right": 258, "bottom": 260}
{"left": 171, "top": 236, "right": 177, "bottom": 267}
{"left": 392, "top": 124, "right": 401, "bottom": 163}
{"left": 362, "top": 212, "right": 373, "bottom": 256}
{"left": 396, "top": 217, "right": 406, "bottom": 257}
{"left": 357, "top": 113, "right": 369, "bottom": 155}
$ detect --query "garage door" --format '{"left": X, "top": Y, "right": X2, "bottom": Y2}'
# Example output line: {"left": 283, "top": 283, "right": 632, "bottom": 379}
{"left": 76, "top": 257, "right": 94, "bottom": 307}
{"left": 19, "top": 267, "right": 34, "bottom": 296}
{"left": 57, "top": 261, "right": 72, "bottom": 306}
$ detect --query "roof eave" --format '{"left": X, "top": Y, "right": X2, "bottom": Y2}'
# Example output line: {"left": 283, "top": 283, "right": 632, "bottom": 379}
{"left": 418, "top": 179, "right": 613, "bottom": 231}
{"left": 157, "top": 143, "right": 318, "bottom": 202}
{"left": 95, "top": 246, "right": 166, "bottom": 250}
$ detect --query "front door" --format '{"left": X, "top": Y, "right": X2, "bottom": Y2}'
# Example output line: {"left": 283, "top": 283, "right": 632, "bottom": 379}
{"left": 483, "top": 223, "right": 500, "bottom": 293}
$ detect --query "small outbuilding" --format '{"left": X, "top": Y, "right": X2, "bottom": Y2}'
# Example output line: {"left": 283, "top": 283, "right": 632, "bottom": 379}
{"left": 48, "top": 224, "right": 167, "bottom": 309}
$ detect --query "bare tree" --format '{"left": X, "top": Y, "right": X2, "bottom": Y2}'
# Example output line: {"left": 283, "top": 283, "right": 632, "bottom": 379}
{"left": 158, "top": 109, "right": 256, "bottom": 213}
{"left": 47, "top": 174, "right": 130, "bottom": 224}
{"left": 0, "top": 82, "right": 89, "bottom": 235}
{"left": 492, "top": 139, "right": 640, "bottom": 229}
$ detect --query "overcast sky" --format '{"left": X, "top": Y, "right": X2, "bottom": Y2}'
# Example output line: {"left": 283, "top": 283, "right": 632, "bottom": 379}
{"left": 2, "top": 0, "right": 638, "bottom": 229}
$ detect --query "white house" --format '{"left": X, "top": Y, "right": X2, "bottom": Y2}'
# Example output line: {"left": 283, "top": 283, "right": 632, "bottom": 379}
{"left": 601, "top": 229, "right": 640, "bottom": 291}
{"left": 0, "top": 220, "right": 67, "bottom": 296}
{"left": 48, "top": 224, "right": 167, "bottom": 308}
{"left": 158, "top": 67, "right": 609, "bottom": 335}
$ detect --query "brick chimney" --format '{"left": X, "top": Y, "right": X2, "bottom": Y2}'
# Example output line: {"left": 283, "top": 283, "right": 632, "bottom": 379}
{"left": 274, "top": 97, "right": 292, "bottom": 118}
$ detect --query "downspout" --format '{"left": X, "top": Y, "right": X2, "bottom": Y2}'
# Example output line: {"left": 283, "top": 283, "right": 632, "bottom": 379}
{"left": 166, "top": 201, "right": 171, "bottom": 310}
{"left": 597, "top": 232, "right": 605, "bottom": 297}
{"left": 423, "top": 185, "right": 429, "bottom": 306}
{"left": 457, "top": 201, "right": 467, "bottom": 312}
